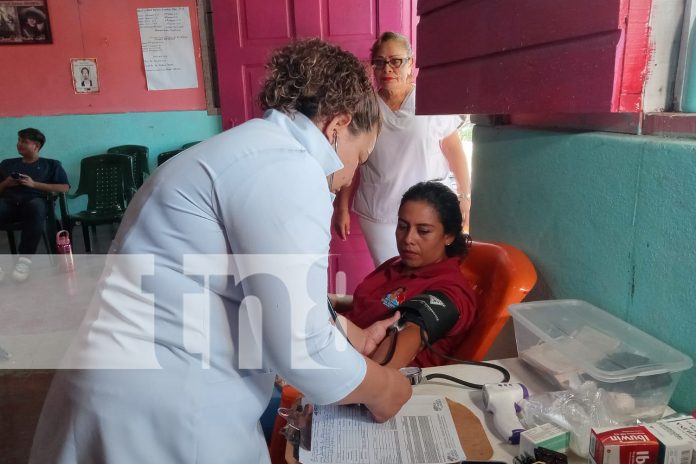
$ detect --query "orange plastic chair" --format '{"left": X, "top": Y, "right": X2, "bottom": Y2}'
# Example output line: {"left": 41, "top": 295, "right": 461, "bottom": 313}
{"left": 451, "top": 240, "right": 537, "bottom": 362}
{"left": 268, "top": 385, "right": 302, "bottom": 464}
{"left": 268, "top": 241, "right": 536, "bottom": 462}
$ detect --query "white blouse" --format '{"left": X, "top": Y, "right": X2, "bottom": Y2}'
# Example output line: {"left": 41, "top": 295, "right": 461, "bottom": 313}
{"left": 353, "top": 86, "right": 462, "bottom": 223}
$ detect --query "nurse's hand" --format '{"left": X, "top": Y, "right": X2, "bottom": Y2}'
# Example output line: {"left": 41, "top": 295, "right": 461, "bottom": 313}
{"left": 361, "top": 311, "right": 401, "bottom": 357}
{"left": 361, "top": 360, "right": 412, "bottom": 423}
{"left": 333, "top": 207, "right": 351, "bottom": 240}
{"left": 336, "top": 311, "right": 398, "bottom": 356}
{"left": 338, "top": 357, "right": 412, "bottom": 423}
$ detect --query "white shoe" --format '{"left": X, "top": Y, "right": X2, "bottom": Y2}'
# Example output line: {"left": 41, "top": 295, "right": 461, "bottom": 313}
{"left": 12, "top": 257, "right": 31, "bottom": 282}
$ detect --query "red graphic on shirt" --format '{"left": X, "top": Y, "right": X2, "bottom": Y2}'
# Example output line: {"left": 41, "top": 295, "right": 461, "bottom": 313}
{"left": 381, "top": 287, "right": 406, "bottom": 308}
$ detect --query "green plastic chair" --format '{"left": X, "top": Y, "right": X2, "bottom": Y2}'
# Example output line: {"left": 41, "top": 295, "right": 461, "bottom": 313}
{"left": 65, "top": 154, "right": 136, "bottom": 253}
{"left": 107, "top": 144, "right": 149, "bottom": 188}
{"left": 157, "top": 149, "right": 183, "bottom": 166}
{"left": 181, "top": 141, "right": 200, "bottom": 149}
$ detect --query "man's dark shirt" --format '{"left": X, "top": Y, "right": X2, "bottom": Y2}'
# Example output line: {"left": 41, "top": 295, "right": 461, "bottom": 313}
{"left": 0, "top": 157, "right": 69, "bottom": 202}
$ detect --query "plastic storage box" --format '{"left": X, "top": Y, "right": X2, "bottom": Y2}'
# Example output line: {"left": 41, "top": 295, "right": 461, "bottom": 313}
{"left": 509, "top": 300, "right": 693, "bottom": 422}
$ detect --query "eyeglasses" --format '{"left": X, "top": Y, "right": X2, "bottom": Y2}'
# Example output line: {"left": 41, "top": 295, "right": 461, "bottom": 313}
{"left": 371, "top": 57, "right": 411, "bottom": 70}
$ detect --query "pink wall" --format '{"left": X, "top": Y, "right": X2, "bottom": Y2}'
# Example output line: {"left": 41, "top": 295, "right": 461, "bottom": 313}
{"left": 0, "top": 0, "right": 206, "bottom": 117}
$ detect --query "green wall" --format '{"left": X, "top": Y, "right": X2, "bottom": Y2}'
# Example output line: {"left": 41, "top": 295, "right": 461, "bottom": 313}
{"left": 472, "top": 125, "right": 696, "bottom": 412}
{"left": 1, "top": 111, "right": 222, "bottom": 209}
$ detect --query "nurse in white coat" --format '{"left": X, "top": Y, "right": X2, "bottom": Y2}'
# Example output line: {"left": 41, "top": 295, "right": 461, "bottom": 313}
{"left": 30, "top": 39, "right": 411, "bottom": 464}
{"left": 334, "top": 32, "right": 472, "bottom": 266}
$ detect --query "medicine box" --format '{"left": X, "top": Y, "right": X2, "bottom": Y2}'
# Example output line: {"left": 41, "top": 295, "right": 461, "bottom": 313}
{"left": 519, "top": 423, "right": 570, "bottom": 458}
{"left": 658, "top": 417, "right": 696, "bottom": 464}
{"left": 644, "top": 422, "right": 693, "bottom": 464}
{"left": 590, "top": 425, "right": 660, "bottom": 464}
{"left": 509, "top": 300, "right": 693, "bottom": 422}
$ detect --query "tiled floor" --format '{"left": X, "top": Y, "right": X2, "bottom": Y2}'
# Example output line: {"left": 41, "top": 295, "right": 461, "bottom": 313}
{"left": 0, "top": 224, "right": 114, "bottom": 463}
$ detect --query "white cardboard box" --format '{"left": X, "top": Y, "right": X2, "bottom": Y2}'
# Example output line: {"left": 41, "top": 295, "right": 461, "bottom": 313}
{"left": 658, "top": 418, "right": 696, "bottom": 464}
{"left": 519, "top": 423, "right": 570, "bottom": 458}
{"left": 645, "top": 422, "right": 693, "bottom": 464}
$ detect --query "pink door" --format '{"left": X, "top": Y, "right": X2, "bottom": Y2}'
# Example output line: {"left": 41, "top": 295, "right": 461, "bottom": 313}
{"left": 212, "top": 0, "right": 296, "bottom": 128}
{"left": 213, "top": 0, "right": 415, "bottom": 293}
{"left": 213, "top": 0, "right": 414, "bottom": 128}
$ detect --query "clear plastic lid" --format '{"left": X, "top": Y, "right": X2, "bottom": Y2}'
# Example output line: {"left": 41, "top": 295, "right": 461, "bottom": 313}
{"left": 509, "top": 299, "right": 693, "bottom": 382}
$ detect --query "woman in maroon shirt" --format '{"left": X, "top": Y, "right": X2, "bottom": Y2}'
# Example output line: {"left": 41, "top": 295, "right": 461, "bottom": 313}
{"left": 332, "top": 181, "right": 476, "bottom": 368}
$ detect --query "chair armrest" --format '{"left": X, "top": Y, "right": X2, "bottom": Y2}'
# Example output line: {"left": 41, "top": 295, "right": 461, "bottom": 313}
{"left": 57, "top": 192, "right": 71, "bottom": 231}
{"left": 125, "top": 185, "right": 138, "bottom": 204}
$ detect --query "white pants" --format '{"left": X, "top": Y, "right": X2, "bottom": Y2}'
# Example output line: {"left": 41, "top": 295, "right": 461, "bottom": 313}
{"left": 358, "top": 216, "right": 398, "bottom": 267}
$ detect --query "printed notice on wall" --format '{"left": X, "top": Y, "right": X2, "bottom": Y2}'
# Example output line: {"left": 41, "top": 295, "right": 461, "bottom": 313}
{"left": 137, "top": 7, "right": 198, "bottom": 90}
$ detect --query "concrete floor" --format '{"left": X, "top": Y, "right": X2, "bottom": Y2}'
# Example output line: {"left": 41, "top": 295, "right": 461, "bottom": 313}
{"left": 0, "top": 224, "right": 113, "bottom": 464}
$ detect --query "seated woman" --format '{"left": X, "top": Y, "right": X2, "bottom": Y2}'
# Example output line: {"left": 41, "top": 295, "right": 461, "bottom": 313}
{"left": 332, "top": 181, "right": 476, "bottom": 368}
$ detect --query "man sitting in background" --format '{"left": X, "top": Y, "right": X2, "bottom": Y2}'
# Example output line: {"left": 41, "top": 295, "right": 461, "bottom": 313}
{"left": 0, "top": 128, "right": 69, "bottom": 282}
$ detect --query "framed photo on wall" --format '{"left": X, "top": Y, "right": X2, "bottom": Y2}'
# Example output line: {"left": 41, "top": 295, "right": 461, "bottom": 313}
{"left": 71, "top": 59, "right": 99, "bottom": 93}
{"left": 0, "top": 0, "right": 52, "bottom": 44}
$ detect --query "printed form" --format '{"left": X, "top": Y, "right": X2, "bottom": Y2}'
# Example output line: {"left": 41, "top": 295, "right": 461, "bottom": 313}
{"left": 299, "top": 395, "right": 466, "bottom": 464}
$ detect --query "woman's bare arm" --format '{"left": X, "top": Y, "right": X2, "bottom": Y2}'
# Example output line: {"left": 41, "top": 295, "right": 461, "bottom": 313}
{"left": 441, "top": 131, "right": 471, "bottom": 231}
{"left": 370, "top": 323, "right": 424, "bottom": 368}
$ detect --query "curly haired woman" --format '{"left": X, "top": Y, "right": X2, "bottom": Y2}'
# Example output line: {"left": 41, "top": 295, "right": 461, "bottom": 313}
{"left": 30, "top": 39, "right": 411, "bottom": 464}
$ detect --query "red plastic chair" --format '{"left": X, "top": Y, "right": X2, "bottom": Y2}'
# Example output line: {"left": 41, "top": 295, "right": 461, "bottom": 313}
{"left": 451, "top": 240, "right": 537, "bottom": 362}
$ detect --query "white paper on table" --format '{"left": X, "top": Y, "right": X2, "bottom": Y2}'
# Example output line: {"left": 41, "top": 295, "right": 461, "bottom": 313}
{"left": 299, "top": 395, "right": 466, "bottom": 464}
{"left": 137, "top": 7, "right": 198, "bottom": 90}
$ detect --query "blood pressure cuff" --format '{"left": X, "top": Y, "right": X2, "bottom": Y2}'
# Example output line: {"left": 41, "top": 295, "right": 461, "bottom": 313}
{"left": 395, "top": 291, "right": 460, "bottom": 344}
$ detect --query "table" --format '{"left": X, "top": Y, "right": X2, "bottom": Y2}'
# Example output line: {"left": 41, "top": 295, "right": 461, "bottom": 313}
{"left": 286, "top": 357, "right": 585, "bottom": 464}
{"left": 416, "top": 358, "right": 565, "bottom": 463}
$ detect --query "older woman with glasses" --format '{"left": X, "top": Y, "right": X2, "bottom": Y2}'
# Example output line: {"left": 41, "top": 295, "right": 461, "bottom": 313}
{"left": 334, "top": 32, "right": 472, "bottom": 267}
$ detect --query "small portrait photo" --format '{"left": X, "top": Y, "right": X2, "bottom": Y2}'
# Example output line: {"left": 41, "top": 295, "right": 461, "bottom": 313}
{"left": 17, "top": 4, "right": 50, "bottom": 42}
{"left": 71, "top": 58, "right": 100, "bottom": 94}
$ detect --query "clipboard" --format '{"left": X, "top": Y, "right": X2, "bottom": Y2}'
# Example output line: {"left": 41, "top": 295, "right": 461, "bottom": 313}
{"left": 281, "top": 397, "right": 494, "bottom": 463}
{"left": 446, "top": 398, "right": 494, "bottom": 460}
